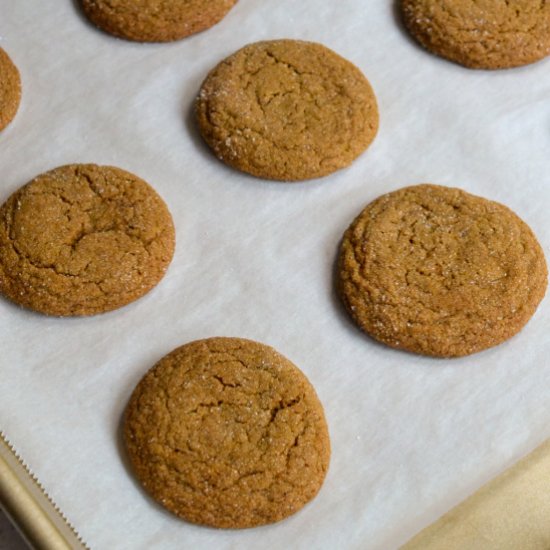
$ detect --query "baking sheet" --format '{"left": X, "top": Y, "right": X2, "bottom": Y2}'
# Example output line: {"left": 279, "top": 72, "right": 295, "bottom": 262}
{"left": 403, "top": 439, "right": 550, "bottom": 550}
{"left": 1, "top": 1, "right": 549, "bottom": 548}
{"left": 0, "top": 432, "right": 87, "bottom": 549}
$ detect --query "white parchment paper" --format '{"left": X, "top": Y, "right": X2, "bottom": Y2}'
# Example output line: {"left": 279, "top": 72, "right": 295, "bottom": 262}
{"left": 1, "top": 1, "right": 549, "bottom": 548}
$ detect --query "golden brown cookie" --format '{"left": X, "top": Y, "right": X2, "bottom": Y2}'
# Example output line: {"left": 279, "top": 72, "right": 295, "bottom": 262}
{"left": 0, "top": 47, "right": 22, "bottom": 131}
{"left": 0, "top": 164, "right": 175, "bottom": 316}
{"left": 124, "top": 337, "right": 330, "bottom": 528}
{"left": 196, "top": 40, "right": 379, "bottom": 181}
{"left": 80, "top": 0, "right": 238, "bottom": 42}
{"left": 338, "top": 184, "right": 548, "bottom": 357}
{"left": 400, "top": 0, "right": 550, "bottom": 69}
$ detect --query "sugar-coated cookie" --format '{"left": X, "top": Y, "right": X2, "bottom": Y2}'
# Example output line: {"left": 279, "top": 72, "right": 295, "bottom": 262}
{"left": 124, "top": 337, "right": 330, "bottom": 528}
{"left": 0, "top": 47, "right": 21, "bottom": 131}
{"left": 81, "top": 0, "right": 238, "bottom": 42}
{"left": 338, "top": 184, "right": 548, "bottom": 357}
{"left": 400, "top": 0, "right": 550, "bottom": 69}
{"left": 0, "top": 164, "right": 175, "bottom": 316}
{"left": 196, "top": 40, "right": 379, "bottom": 181}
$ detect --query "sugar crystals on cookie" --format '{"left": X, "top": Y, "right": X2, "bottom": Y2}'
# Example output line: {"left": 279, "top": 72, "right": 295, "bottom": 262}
{"left": 0, "top": 164, "right": 175, "bottom": 316}
{"left": 400, "top": 0, "right": 550, "bottom": 69}
{"left": 196, "top": 39, "right": 379, "bottom": 181}
{"left": 81, "top": 0, "right": 238, "bottom": 42}
{"left": 0, "top": 47, "right": 21, "bottom": 131}
{"left": 124, "top": 337, "right": 331, "bottom": 528}
{"left": 338, "top": 184, "right": 548, "bottom": 357}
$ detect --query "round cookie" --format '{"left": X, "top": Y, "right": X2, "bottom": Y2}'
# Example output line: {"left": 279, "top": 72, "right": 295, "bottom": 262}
{"left": 80, "top": 0, "right": 238, "bottom": 42}
{"left": 0, "top": 164, "right": 175, "bottom": 316}
{"left": 196, "top": 39, "right": 379, "bottom": 181}
{"left": 338, "top": 184, "right": 548, "bottom": 357}
{"left": 400, "top": 0, "right": 550, "bottom": 69}
{"left": 124, "top": 337, "right": 330, "bottom": 528}
{"left": 0, "top": 47, "right": 22, "bottom": 131}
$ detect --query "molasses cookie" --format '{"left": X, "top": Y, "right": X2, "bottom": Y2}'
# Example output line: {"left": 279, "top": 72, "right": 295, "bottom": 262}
{"left": 196, "top": 39, "right": 379, "bottom": 181}
{"left": 124, "top": 337, "right": 330, "bottom": 528}
{"left": 80, "top": 0, "right": 238, "bottom": 42}
{"left": 0, "top": 47, "right": 21, "bottom": 131}
{"left": 400, "top": 0, "right": 550, "bottom": 69}
{"left": 0, "top": 164, "right": 175, "bottom": 316}
{"left": 338, "top": 184, "right": 547, "bottom": 357}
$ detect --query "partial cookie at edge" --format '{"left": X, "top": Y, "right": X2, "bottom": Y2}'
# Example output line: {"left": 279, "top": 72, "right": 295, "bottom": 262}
{"left": 0, "top": 47, "right": 22, "bottom": 131}
{"left": 400, "top": 0, "right": 550, "bottom": 69}
{"left": 80, "top": 0, "right": 238, "bottom": 42}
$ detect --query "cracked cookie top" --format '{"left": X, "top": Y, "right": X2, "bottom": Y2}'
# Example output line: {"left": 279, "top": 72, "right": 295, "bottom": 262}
{"left": 0, "top": 164, "right": 175, "bottom": 316}
{"left": 80, "top": 0, "right": 238, "bottom": 42}
{"left": 338, "top": 184, "right": 548, "bottom": 357}
{"left": 124, "top": 337, "right": 330, "bottom": 528}
{"left": 196, "top": 39, "right": 379, "bottom": 181}
{"left": 400, "top": 0, "right": 550, "bottom": 69}
{"left": 0, "top": 47, "right": 21, "bottom": 132}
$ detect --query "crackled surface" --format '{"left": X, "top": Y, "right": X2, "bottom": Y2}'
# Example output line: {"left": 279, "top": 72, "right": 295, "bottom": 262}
{"left": 401, "top": 0, "right": 550, "bottom": 69}
{"left": 0, "top": 47, "right": 21, "bottom": 132}
{"left": 124, "top": 337, "right": 330, "bottom": 529}
{"left": 81, "top": 0, "right": 238, "bottom": 42}
{"left": 0, "top": 164, "right": 175, "bottom": 316}
{"left": 338, "top": 184, "right": 548, "bottom": 357}
{"left": 196, "top": 40, "right": 379, "bottom": 181}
